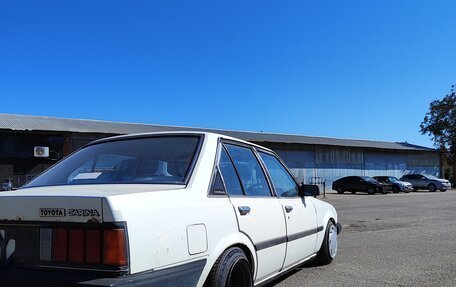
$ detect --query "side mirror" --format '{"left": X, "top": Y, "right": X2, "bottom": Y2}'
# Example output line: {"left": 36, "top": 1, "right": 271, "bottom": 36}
{"left": 298, "top": 184, "right": 320, "bottom": 197}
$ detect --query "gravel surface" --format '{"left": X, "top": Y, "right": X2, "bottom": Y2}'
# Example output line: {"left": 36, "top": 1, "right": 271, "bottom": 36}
{"left": 269, "top": 189, "right": 456, "bottom": 287}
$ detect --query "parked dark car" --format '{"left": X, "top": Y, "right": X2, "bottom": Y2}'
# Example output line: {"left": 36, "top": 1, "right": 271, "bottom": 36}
{"left": 373, "top": 176, "right": 413, "bottom": 193}
{"left": 399, "top": 174, "right": 451, "bottom": 192}
{"left": 332, "top": 176, "right": 391, "bottom": 194}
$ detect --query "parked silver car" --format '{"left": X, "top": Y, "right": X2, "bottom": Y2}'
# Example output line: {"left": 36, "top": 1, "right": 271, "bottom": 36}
{"left": 399, "top": 174, "right": 451, "bottom": 192}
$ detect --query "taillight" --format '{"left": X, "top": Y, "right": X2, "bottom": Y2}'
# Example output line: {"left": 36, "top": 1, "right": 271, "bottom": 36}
{"left": 53, "top": 228, "right": 68, "bottom": 262}
{"left": 68, "top": 229, "right": 84, "bottom": 263}
{"left": 104, "top": 229, "right": 127, "bottom": 265}
{"left": 39, "top": 225, "right": 128, "bottom": 269}
{"left": 85, "top": 230, "right": 101, "bottom": 264}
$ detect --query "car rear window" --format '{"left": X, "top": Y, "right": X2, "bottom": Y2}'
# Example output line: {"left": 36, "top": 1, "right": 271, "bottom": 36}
{"left": 24, "top": 136, "right": 201, "bottom": 188}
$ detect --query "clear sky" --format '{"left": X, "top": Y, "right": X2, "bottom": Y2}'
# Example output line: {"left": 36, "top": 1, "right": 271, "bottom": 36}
{"left": 1, "top": 1, "right": 455, "bottom": 147}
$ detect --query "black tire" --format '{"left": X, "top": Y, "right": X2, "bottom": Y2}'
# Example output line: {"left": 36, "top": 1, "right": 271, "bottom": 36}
{"left": 204, "top": 247, "right": 253, "bottom": 287}
{"left": 441, "top": 189, "right": 447, "bottom": 192}
{"left": 413, "top": 188, "right": 418, "bottom": 192}
{"left": 336, "top": 186, "right": 345, "bottom": 194}
{"left": 428, "top": 184, "right": 437, "bottom": 192}
{"left": 392, "top": 185, "right": 400, "bottom": 193}
{"left": 351, "top": 191, "right": 356, "bottom": 194}
{"left": 315, "top": 221, "right": 338, "bottom": 265}
{"left": 367, "top": 186, "right": 375, "bottom": 195}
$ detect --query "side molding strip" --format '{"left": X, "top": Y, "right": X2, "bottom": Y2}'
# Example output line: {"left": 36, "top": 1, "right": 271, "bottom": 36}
{"left": 255, "top": 226, "right": 324, "bottom": 251}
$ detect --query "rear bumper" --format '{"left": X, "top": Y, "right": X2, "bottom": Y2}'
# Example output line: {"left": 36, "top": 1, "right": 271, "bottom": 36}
{"left": 0, "top": 259, "right": 207, "bottom": 287}
{"left": 79, "top": 259, "right": 206, "bottom": 287}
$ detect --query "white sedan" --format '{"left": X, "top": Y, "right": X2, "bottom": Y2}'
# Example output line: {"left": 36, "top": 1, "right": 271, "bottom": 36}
{"left": 0, "top": 132, "right": 341, "bottom": 287}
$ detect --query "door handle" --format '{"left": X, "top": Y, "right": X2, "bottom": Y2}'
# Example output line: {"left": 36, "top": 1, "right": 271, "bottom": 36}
{"left": 285, "top": 206, "right": 293, "bottom": 213}
{"left": 238, "top": 206, "right": 251, "bottom": 216}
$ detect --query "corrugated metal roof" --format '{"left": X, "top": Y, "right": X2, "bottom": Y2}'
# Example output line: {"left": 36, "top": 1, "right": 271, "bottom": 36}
{"left": 0, "top": 113, "right": 435, "bottom": 151}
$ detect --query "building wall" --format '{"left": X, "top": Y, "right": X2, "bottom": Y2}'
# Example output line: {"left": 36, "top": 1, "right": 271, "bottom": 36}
{"left": 268, "top": 145, "right": 440, "bottom": 192}
{"left": 0, "top": 132, "right": 440, "bottom": 191}
{"left": 0, "top": 131, "right": 113, "bottom": 188}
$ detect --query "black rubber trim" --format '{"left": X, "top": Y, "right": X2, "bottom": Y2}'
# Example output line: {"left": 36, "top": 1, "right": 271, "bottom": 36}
{"left": 78, "top": 258, "right": 207, "bottom": 287}
{"left": 255, "top": 226, "right": 324, "bottom": 251}
{"left": 255, "top": 237, "right": 287, "bottom": 251}
{"left": 287, "top": 226, "right": 323, "bottom": 243}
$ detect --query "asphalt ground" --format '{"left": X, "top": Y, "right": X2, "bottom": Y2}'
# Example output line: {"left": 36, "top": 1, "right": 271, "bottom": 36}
{"left": 269, "top": 189, "right": 456, "bottom": 287}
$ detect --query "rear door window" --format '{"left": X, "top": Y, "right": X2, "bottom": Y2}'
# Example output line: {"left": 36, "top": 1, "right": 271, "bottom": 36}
{"left": 218, "top": 147, "right": 244, "bottom": 196}
{"left": 224, "top": 144, "right": 271, "bottom": 197}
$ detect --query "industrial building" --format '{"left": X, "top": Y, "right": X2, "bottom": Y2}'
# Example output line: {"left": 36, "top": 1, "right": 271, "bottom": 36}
{"left": 0, "top": 113, "right": 440, "bottom": 191}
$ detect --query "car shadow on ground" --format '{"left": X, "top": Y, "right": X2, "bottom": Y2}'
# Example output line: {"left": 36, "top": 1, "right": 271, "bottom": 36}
{"left": 264, "top": 260, "right": 320, "bottom": 287}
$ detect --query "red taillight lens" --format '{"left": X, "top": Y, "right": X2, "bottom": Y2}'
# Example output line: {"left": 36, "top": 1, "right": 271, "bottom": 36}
{"left": 85, "top": 230, "right": 101, "bottom": 264}
{"left": 104, "top": 229, "right": 127, "bottom": 266}
{"left": 53, "top": 228, "right": 68, "bottom": 262}
{"left": 69, "top": 229, "right": 85, "bottom": 263}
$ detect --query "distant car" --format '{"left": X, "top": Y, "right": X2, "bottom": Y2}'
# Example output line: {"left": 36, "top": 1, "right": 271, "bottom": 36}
{"left": 399, "top": 174, "right": 451, "bottom": 192}
{"left": 373, "top": 176, "right": 413, "bottom": 193}
{"left": 332, "top": 176, "right": 391, "bottom": 194}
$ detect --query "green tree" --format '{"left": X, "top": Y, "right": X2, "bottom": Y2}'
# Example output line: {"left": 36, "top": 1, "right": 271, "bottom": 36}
{"left": 420, "top": 86, "right": 456, "bottom": 183}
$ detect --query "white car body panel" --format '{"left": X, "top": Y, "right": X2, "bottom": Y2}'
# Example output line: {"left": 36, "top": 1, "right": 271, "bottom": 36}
{"left": 229, "top": 196, "right": 287, "bottom": 282}
{"left": 278, "top": 197, "right": 318, "bottom": 269}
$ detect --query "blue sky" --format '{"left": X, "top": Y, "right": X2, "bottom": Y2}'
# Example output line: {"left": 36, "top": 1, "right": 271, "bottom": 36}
{"left": 1, "top": 1, "right": 455, "bottom": 147}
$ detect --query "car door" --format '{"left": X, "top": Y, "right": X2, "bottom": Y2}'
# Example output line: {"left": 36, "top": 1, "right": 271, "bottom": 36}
{"left": 258, "top": 151, "right": 318, "bottom": 269}
{"left": 402, "top": 175, "right": 415, "bottom": 186}
{"left": 417, "top": 175, "right": 429, "bottom": 188}
{"left": 359, "top": 177, "right": 371, "bottom": 191}
{"left": 220, "top": 143, "right": 287, "bottom": 282}
{"left": 408, "top": 175, "right": 424, "bottom": 188}
{"left": 344, "top": 177, "right": 356, "bottom": 190}
{"left": 352, "top": 177, "right": 365, "bottom": 191}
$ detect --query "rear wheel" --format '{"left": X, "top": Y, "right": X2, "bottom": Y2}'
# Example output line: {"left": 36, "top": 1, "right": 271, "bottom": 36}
{"left": 428, "top": 184, "right": 437, "bottom": 192}
{"left": 204, "top": 247, "right": 252, "bottom": 287}
{"left": 315, "top": 221, "right": 338, "bottom": 265}
{"left": 336, "top": 186, "right": 345, "bottom": 194}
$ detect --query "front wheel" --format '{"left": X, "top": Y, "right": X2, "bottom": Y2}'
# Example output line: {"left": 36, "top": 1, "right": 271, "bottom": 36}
{"left": 336, "top": 186, "right": 345, "bottom": 194}
{"left": 204, "top": 247, "right": 253, "bottom": 287}
{"left": 315, "top": 221, "right": 338, "bottom": 265}
{"left": 428, "top": 184, "right": 437, "bottom": 192}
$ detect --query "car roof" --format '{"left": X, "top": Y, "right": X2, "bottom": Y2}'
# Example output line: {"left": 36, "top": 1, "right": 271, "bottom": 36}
{"left": 86, "top": 131, "right": 275, "bottom": 153}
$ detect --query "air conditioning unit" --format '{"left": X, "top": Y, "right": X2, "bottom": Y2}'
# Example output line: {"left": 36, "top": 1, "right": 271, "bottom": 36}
{"left": 34, "top": 146, "right": 49, "bottom": 158}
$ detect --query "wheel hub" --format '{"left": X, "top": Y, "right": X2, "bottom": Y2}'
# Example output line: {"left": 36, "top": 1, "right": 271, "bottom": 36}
{"left": 328, "top": 225, "right": 338, "bottom": 259}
